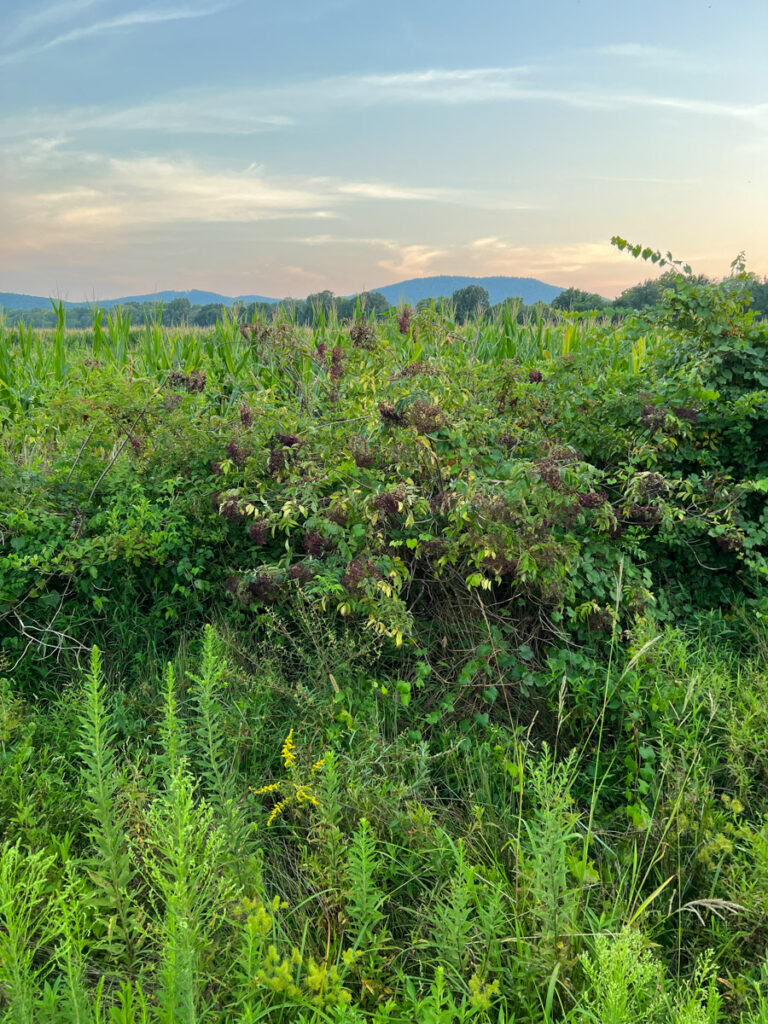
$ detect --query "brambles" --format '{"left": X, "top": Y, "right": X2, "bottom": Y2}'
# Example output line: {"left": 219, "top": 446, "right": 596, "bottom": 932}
{"left": 1, "top": 253, "right": 768, "bottom": 1021}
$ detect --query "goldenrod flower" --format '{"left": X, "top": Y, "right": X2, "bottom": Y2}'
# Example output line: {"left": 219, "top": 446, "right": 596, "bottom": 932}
{"left": 267, "top": 801, "right": 286, "bottom": 827}
{"left": 281, "top": 729, "right": 296, "bottom": 768}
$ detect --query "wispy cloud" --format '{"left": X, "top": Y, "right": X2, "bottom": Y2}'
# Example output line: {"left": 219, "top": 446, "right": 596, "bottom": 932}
{"left": 294, "top": 234, "right": 396, "bottom": 247}
{"left": 469, "top": 237, "right": 628, "bottom": 276}
{"left": 5, "top": 0, "right": 105, "bottom": 45}
{"left": 3, "top": 149, "right": 534, "bottom": 241}
{"left": 377, "top": 244, "right": 447, "bottom": 278}
{"left": 588, "top": 175, "right": 702, "bottom": 184}
{"left": 597, "top": 43, "right": 683, "bottom": 61}
{"left": 335, "top": 180, "right": 535, "bottom": 210}
{"left": 0, "top": 2, "right": 237, "bottom": 65}
{"left": 2, "top": 63, "right": 763, "bottom": 139}
{"left": 0, "top": 100, "right": 291, "bottom": 139}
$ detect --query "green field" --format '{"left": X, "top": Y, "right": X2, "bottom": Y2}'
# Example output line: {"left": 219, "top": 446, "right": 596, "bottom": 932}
{"left": 1, "top": 259, "right": 768, "bottom": 1022}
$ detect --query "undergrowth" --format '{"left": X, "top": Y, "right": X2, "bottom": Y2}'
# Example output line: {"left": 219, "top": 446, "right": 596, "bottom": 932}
{"left": 1, "top": 249, "right": 767, "bottom": 1020}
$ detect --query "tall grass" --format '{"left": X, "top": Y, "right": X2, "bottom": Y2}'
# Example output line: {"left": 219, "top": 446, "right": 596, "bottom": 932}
{"left": 0, "top": 621, "right": 766, "bottom": 1021}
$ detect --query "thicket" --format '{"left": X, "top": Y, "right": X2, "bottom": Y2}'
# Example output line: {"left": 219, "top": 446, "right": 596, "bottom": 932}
{"left": 0, "top": 246, "right": 767, "bottom": 1021}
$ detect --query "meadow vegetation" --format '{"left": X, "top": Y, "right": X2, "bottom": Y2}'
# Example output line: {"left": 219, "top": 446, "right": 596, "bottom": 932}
{"left": 1, "top": 243, "right": 768, "bottom": 1022}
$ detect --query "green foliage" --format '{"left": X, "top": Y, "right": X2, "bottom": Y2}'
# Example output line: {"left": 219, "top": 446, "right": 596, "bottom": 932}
{"left": 1, "top": 248, "right": 768, "bottom": 1021}
{"left": 77, "top": 646, "right": 139, "bottom": 964}
{"left": 550, "top": 286, "right": 608, "bottom": 312}
{"left": 451, "top": 285, "right": 490, "bottom": 323}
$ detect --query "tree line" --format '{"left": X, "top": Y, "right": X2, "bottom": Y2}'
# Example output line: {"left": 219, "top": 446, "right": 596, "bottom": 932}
{"left": 3, "top": 273, "right": 768, "bottom": 328}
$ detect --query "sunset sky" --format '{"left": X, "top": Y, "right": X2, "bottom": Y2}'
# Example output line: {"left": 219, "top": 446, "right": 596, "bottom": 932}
{"left": 1, "top": 0, "right": 767, "bottom": 301}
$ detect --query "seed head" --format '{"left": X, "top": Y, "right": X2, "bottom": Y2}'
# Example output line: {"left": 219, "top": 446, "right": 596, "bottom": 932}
{"left": 378, "top": 402, "right": 408, "bottom": 428}
{"left": 577, "top": 491, "right": 607, "bottom": 510}
{"left": 275, "top": 432, "right": 301, "bottom": 448}
{"left": 249, "top": 520, "right": 269, "bottom": 544}
{"left": 225, "top": 440, "right": 248, "bottom": 469}
{"left": 288, "top": 562, "right": 314, "bottom": 585}
{"left": 219, "top": 497, "right": 244, "bottom": 522}
{"left": 341, "top": 557, "right": 381, "bottom": 592}
{"left": 351, "top": 437, "right": 376, "bottom": 468}
{"left": 349, "top": 319, "right": 376, "bottom": 348}
{"left": 409, "top": 399, "right": 445, "bottom": 434}
{"left": 246, "top": 574, "right": 280, "bottom": 604}
{"left": 268, "top": 449, "right": 286, "bottom": 475}
{"left": 674, "top": 407, "right": 699, "bottom": 426}
{"left": 329, "top": 346, "right": 344, "bottom": 384}
{"left": 302, "top": 530, "right": 331, "bottom": 557}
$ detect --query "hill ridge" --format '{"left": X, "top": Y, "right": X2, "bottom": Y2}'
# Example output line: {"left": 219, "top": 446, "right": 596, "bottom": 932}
{"left": 1, "top": 275, "right": 564, "bottom": 311}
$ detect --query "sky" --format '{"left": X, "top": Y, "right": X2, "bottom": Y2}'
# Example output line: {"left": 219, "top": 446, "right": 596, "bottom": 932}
{"left": 1, "top": 0, "right": 767, "bottom": 301}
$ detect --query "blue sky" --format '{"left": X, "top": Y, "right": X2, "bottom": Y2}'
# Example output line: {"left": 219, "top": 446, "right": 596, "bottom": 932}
{"left": 1, "top": 0, "right": 767, "bottom": 299}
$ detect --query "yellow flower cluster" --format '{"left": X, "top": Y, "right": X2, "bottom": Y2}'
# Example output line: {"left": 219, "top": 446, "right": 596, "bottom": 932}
{"left": 253, "top": 730, "right": 325, "bottom": 826}
{"left": 267, "top": 801, "right": 286, "bottom": 827}
{"left": 281, "top": 728, "right": 296, "bottom": 768}
{"left": 468, "top": 973, "right": 500, "bottom": 1011}
{"left": 255, "top": 946, "right": 351, "bottom": 1009}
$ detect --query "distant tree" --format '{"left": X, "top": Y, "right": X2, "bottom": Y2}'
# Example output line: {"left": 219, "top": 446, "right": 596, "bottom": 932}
{"left": 334, "top": 297, "right": 355, "bottom": 321}
{"left": 613, "top": 279, "right": 664, "bottom": 310}
{"left": 358, "top": 291, "right": 391, "bottom": 317}
{"left": 191, "top": 303, "right": 225, "bottom": 326}
{"left": 452, "top": 285, "right": 490, "bottom": 323}
{"left": 551, "top": 288, "right": 607, "bottom": 313}
{"left": 162, "top": 298, "right": 191, "bottom": 326}
{"left": 746, "top": 276, "right": 768, "bottom": 317}
{"left": 306, "top": 291, "right": 335, "bottom": 321}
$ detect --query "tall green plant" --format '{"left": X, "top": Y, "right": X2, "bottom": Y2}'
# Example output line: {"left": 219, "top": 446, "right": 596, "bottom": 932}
{"left": 77, "top": 646, "right": 138, "bottom": 965}
{"left": 0, "top": 843, "right": 58, "bottom": 1024}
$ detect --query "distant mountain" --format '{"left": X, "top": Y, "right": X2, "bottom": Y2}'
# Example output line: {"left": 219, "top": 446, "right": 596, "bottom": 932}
{"left": 0, "top": 292, "right": 79, "bottom": 311}
{"left": 368, "top": 275, "right": 563, "bottom": 306}
{"left": 99, "top": 290, "right": 278, "bottom": 307}
{"left": 1, "top": 275, "right": 564, "bottom": 313}
{"left": 0, "top": 289, "right": 277, "bottom": 310}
